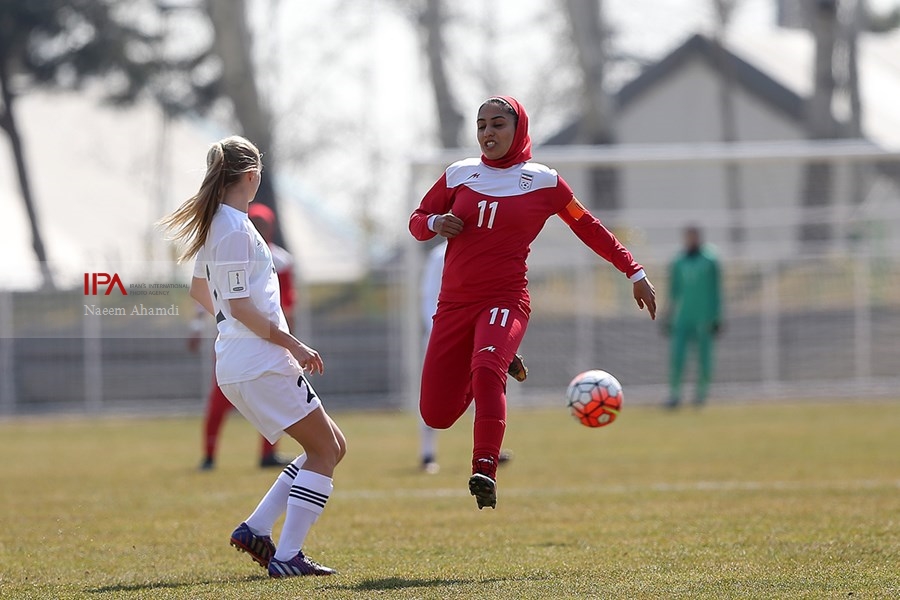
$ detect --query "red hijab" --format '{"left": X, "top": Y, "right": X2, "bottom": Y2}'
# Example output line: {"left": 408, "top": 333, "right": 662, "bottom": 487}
{"left": 480, "top": 96, "right": 532, "bottom": 169}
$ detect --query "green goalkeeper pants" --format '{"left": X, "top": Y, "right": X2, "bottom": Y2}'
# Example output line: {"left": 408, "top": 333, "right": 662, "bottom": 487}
{"left": 669, "top": 323, "right": 715, "bottom": 404}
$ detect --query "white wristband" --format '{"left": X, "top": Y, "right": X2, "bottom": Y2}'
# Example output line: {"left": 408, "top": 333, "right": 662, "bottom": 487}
{"left": 427, "top": 214, "right": 439, "bottom": 232}
{"left": 629, "top": 269, "right": 646, "bottom": 283}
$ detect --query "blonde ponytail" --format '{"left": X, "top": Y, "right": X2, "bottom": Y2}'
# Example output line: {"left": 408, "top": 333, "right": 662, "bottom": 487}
{"left": 159, "top": 136, "right": 261, "bottom": 262}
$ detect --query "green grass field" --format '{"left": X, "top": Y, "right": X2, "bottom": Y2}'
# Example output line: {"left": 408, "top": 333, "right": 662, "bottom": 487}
{"left": 1, "top": 403, "right": 898, "bottom": 599}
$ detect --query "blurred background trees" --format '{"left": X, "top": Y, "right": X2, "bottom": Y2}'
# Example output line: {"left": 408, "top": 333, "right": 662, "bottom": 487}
{"left": 5, "top": 0, "right": 900, "bottom": 280}
{"left": 0, "top": 0, "right": 163, "bottom": 289}
{"left": 1, "top": 0, "right": 290, "bottom": 286}
{"left": 203, "top": 0, "right": 285, "bottom": 245}
{"left": 416, "top": 0, "right": 464, "bottom": 149}
{"left": 564, "top": 0, "right": 619, "bottom": 210}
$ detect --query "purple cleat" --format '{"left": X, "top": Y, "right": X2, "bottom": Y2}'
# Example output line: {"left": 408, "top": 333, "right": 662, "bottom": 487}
{"left": 229, "top": 522, "right": 275, "bottom": 569}
{"left": 268, "top": 551, "right": 336, "bottom": 577}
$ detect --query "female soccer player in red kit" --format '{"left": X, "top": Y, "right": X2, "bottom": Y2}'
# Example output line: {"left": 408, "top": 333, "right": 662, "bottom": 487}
{"left": 409, "top": 97, "right": 657, "bottom": 510}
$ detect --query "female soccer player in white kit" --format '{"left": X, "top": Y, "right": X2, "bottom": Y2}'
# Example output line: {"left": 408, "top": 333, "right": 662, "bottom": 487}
{"left": 161, "top": 136, "right": 345, "bottom": 577}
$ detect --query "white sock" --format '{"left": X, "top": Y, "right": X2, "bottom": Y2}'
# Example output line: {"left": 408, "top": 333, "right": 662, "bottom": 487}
{"left": 245, "top": 454, "right": 307, "bottom": 537}
{"left": 420, "top": 418, "right": 437, "bottom": 460}
{"left": 273, "top": 470, "right": 333, "bottom": 561}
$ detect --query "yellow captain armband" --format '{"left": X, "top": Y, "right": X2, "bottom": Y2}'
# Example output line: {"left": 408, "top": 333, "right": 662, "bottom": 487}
{"left": 564, "top": 197, "right": 587, "bottom": 221}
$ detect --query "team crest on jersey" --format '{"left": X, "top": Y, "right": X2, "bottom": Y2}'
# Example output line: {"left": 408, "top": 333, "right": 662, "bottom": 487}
{"left": 519, "top": 173, "right": 534, "bottom": 191}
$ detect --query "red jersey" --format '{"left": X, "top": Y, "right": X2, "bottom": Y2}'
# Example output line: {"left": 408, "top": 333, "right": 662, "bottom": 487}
{"left": 269, "top": 243, "right": 295, "bottom": 312}
{"left": 410, "top": 158, "right": 644, "bottom": 304}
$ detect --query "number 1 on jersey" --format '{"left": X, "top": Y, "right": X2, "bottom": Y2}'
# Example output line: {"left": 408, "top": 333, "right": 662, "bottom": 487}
{"left": 477, "top": 200, "right": 498, "bottom": 229}
{"left": 488, "top": 307, "right": 509, "bottom": 327}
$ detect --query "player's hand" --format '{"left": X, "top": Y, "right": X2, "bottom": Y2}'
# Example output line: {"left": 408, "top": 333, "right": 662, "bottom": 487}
{"left": 290, "top": 341, "right": 325, "bottom": 375}
{"left": 633, "top": 277, "right": 657, "bottom": 320}
{"left": 433, "top": 212, "right": 464, "bottom": 238}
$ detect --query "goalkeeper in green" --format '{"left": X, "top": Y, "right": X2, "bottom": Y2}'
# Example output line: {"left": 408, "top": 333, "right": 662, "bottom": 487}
{"left": 664, "top": 226, "right": 722, "bottom": 407}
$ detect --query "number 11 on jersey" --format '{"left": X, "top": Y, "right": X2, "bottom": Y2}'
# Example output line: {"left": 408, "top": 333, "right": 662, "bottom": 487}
{"left": 477, "top": 200, "right": 498, "bottom": 229}
{"left": 488, "top": 307, "right": 509, "bottom": 327}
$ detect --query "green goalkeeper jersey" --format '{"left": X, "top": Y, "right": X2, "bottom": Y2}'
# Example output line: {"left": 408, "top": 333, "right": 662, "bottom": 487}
{"left": 669, "top": 246, "right": 721, "bottom": 326}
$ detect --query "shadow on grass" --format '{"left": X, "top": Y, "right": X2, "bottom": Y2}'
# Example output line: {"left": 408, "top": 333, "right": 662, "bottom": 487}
{"left": 85, "top": 574, "right": 265, "bottom": 594}
{"left": 331, "top": 577, "right": 479, "bottom": 591}
{"left": 331, "top": 573, "right": 553, "bottom": 592}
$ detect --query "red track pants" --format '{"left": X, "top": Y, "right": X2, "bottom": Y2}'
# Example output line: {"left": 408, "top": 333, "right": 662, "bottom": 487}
{"left": 420, "top": 298, "right": 529, "bottom": 474}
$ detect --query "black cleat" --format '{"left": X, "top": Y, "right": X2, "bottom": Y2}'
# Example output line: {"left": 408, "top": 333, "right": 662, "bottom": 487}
{"left": 507, "top": 354, "right": 528, "bottom": 382}
{"left": 468, "top": 473, "right": 497, "bottom": 510}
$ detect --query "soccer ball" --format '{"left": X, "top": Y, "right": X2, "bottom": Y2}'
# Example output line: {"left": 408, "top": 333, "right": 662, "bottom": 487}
{"left": 565, "top": 370, "right": 623, "bottom": 428}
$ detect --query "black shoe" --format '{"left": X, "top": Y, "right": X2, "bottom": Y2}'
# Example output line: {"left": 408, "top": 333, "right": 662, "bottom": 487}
{"left": 507, "top": 354, "right": 528, "bottom": 382}
{"left": 260, "top": 454, "right": 291, "bottom": 468}
{"left": 468, "top": 473, "right": 497, "bottom": 510}
{"left": 199, "top": 457, "right": 214, "bottom": 471}
{"left": 469, "top": 457, "right": 498, "bottom": 509}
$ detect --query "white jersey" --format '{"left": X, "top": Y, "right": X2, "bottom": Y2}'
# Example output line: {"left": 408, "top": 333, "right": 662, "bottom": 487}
{"left": 192, "top": 203, "right": 301, "bottom": 385}
{"left": 420, "top": 241, "right": 446, "bottom": 335}
{"left": 269, "top": 243, "right": 294, "bottom": 274}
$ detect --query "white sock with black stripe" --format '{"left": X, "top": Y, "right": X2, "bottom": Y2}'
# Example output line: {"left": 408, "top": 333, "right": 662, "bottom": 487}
{"left": 273, "top": 470, "right": 333, "bottom": 561}
{"left": 245, "top": 454, "right": 307, "bottom": 537}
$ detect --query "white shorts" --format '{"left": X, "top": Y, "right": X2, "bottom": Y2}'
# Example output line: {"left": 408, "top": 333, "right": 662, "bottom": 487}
{"left": 219, "top": 372, "right": 323, "bottom": 444}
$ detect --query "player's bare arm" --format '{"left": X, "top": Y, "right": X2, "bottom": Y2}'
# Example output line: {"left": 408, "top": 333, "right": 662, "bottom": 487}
{"left": 285, "top": 340, "right": 324, "bottom": 375}
{"left": 433, "top": 212, "right": 464, "bottom": 238}
{"left": 228, "top": 296, "right": 325, "bottom": 374}
{"left": 633, "top": 277, "right": 657, "bottom": 320}
{"left": 190, "top": 276, "right": 214, "bottom": 316}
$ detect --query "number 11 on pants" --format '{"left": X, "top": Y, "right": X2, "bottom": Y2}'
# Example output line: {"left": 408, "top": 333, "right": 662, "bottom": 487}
{"left": 488, "top": 307, "right": 509, "bottom": 327}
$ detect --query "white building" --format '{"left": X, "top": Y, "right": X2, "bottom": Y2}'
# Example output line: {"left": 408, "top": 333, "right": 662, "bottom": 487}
{"left": 535, "top": 31, "right": 900, "bottom": 264}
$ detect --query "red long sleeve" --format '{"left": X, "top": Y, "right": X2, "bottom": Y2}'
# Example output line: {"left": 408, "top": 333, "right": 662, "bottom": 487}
{"left": 409, "top": 173, "right": 452, "bottom": 241}
{"left": 557, "top": 201, "right": 643, "bottom": 279}
{"left": 277, "top": 270, "right": 294, "bottom": 312}
{"left": 409, "top": 159, "right": 644, "bottom": 304}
